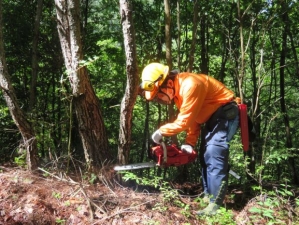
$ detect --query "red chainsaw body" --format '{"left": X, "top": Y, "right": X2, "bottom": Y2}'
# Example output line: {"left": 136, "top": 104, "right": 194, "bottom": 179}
{"left": 150, "top": 144, "right": 197, "bottom": 167}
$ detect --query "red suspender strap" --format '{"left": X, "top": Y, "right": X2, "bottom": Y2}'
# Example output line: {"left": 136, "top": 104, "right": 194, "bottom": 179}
{"left": 239, "top": 104, "right": 249, "bottom": 152}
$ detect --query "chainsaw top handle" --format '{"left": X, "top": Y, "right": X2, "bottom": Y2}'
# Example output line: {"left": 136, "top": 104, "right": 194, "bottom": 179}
{"left": 160, "top": 141, "right": 167, "bottom": 164}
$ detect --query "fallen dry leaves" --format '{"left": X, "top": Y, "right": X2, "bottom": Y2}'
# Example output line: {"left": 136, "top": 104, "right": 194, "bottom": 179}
{"left": 0, "top": 166, "right": 298, "bottom": 225}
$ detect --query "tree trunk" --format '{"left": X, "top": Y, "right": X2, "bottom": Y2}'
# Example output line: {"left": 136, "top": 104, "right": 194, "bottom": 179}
{"left": 282, "top": 3, "right": 299, "bottom": 81}
{"left": 176, "top": 0, "right": 181, "bottom": 70}
{"left": 199, "top": 2, "right": 208, "bottom": 74}
{"left": 164, "top": 0, "right": 172, "bottom": 68}
{"left": 0, "top": 0, "right": 39, "bottom": 171}
{"left": 118, "top": 0, "right": 139, "bottom": 165}
{"left": 218, "top": 4, "right": 233, "bottom": 82}
{"left": 247, "top": 26, "right": 258, "bottom": 178}
{"left": 29, "top": 0, "right": 43, "bottom": 111}
{"left": 279, "top": 2, "right": 298, "bottom": 184}
{"left": 237, "top": 0, "right": 245, "bottom": 103}
{"left": 187, "top": 0, "right": 198, "bottom": 72}
{"left": 164, "top": 0, "right": 177, "bottom": 145}
{"left": 54, "top": 0, "right": 110, "bottom": 171}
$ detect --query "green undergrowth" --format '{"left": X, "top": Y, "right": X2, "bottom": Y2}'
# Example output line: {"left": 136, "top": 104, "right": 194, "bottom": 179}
{"left": 119, "top": 171, "right": 299, "bottom": 225}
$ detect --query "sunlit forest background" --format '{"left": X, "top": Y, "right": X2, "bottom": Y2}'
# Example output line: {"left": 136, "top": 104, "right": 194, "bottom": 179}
{"left": 1, "top": 0, "right": 299, "bottom": 186}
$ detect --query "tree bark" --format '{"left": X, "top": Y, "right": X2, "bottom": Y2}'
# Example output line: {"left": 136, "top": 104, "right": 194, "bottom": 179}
{"left": 0, "top": 0, "right": 39, "bottom": 171}
{"left": 54, "top": 0, "right": 110, "bottom": 171}
{"left": 118, "top": 0, "right": 139, "bottom": 165}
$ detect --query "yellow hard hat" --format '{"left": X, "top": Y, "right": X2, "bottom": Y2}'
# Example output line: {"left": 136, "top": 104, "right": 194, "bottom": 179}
{"left": 140, "top": 63, "right": 169, "bottom": 100}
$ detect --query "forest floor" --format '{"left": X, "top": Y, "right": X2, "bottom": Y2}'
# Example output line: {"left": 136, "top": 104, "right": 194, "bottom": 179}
{"left": 0, "top": 165, "right": 298, "bottom": 225}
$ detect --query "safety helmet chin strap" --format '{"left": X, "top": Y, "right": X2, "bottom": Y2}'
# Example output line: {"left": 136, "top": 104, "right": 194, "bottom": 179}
{"left": 153, "top": 90, "right": 173, "bottom": 105}
{"left": 154, "top": 78, "right": 175, "bottom": 105}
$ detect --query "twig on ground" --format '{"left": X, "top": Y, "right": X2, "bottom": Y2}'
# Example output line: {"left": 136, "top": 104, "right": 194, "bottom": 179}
{"left": 78, "top": 182, "right": 107, "bottom": 217}
{"left": 91, "top": 199, "right": 156, "bottom": 224}
{"left": 37, "top": 167, "right": 78, "bottom": 185}
{"left": 98, "top": 174, "right": 116, "bottom": 196}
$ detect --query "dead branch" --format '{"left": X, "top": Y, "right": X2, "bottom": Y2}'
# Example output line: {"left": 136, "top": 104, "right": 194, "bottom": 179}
{"left": 91, "top": 199, "right": 156, "bottom": 224}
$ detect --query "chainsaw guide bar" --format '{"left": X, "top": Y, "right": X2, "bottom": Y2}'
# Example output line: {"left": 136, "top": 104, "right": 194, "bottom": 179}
{"left": 114, "top": 162, "right": 156, "bottom": 171}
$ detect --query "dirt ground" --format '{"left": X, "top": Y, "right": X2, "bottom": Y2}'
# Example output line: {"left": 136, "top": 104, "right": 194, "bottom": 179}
{"left": 0, "top": 166, "right": 298, "bottom": 225}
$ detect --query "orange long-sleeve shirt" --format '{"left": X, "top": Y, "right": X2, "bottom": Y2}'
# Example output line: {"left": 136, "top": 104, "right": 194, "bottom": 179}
{"left": 159, "top": 73, "right": 235, "bottom": 146}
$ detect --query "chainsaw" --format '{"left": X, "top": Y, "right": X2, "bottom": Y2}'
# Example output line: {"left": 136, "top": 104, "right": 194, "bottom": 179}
{"left": 114, "top": 141, "right": 197, "bottom": 171}
{"left": 113, "top": 141, "right": 240, "bottom": 179}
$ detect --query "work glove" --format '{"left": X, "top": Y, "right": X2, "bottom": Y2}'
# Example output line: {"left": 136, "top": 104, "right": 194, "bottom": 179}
{"left": 152, "top": 129, "right": 163, "bottom": 144}
{"left": 181, "top": 144, "right": 193, "bottom": 154}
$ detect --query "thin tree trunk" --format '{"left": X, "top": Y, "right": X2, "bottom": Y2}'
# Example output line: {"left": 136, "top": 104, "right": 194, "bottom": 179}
{"left": 139, "top": 101, "right": 150, "bottom": 177}
{"left": 54, "top": 0, "right": 110, "bottom": 171}
{"left": 199, "top": 2, "right": 208, "bottom": 74}
{"left": 29, "top": 0, "right": 43, "bottom": 111}
{"left": 236, "top": 0, "right": 257, "bottom": 182}
{"left": 218, "top": 4, "right": 233, "bottom": 82}
{"left": 248, "top": 27, "right": 258, "bottom": 177}
{"left": 279, "top": 2, "right": 298, "bottom": 184}
{"left": 164, "top": 0, "right": 172, "bottom": 68}
{"left": 163, "top": 0, "right": 177, "bottom": 146}
{"left": 0, "top": 0, "right": 39, "bottom": 171}
{"left": 187, "top": 0, "right": 198, "bottom": 73}
{"left": 176, "top": 0, "right": 181, "bottom": 70}
{"left": 139, "top": 101, "right": 150, "bottom": 162}
{"left": 237, "top": 0, "right": 245, "bottom": 104}
{"left": 118, "top": 0, "right": 139, "bottom": 165}
{"left": 281, "top": 4, "right": 299, "bottom": 79}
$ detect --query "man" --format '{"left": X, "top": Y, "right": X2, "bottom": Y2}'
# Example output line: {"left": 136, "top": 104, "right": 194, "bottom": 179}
{"left": 139, "top": 62, "right": 240, "bottom": 216}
